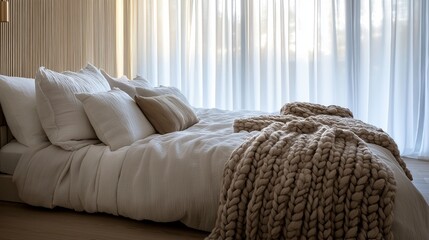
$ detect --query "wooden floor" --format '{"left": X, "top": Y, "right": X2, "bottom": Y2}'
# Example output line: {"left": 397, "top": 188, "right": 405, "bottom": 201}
{"left": 0, "top": 157, "right": 428, "bottom": 240}
{"left": 0, "top": 202, "right": 208, "bottom": 240}
{"left": 405, "top": 157, "right": 429, "bottom": 203}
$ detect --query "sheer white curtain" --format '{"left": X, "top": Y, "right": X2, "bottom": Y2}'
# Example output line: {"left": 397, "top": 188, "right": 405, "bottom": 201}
{"left": 128, "top": 0, "right": 428, "bottom": 159}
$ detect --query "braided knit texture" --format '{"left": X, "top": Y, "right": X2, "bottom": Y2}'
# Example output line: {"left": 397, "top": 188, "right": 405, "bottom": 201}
{"left": 207, "top": 102, "right": 412, "bottom": 240}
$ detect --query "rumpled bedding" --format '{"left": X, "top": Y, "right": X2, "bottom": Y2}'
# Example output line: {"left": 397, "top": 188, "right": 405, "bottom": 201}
{"left": 13, "top": 108, "right": 429, "bottom": 239}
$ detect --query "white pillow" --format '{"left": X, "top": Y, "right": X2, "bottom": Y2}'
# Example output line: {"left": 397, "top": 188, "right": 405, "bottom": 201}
{"left": 100, "top": 70, "right": 152, "bottom": 98}
{"left": 0, "top": 75, "right": 47, "bottom": 146}
{"left": 36, "top": 64, "right": 110, "bottom": 150}
{"left": 135, "top": 86, "right": 191, "bottom": 106}
{"left": 76, "top": 89, "right": 155, "bottom": 151}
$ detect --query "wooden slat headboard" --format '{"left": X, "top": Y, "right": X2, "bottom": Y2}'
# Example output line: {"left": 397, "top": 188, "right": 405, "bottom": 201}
{"left": 0, "top": 0, "right": 119, "bottom": 78}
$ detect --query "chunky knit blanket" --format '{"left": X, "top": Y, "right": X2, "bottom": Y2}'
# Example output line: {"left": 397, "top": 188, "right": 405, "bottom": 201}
{"left": 207, "top": 102, "right": 412, "bottom": 240}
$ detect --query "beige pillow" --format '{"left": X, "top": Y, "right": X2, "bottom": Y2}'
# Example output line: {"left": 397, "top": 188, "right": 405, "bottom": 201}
{"left": 135, "top": 94, "right": 199, "bottom": 134}
{"left": 135, "top": 86, "right": 191, "bottom": 106}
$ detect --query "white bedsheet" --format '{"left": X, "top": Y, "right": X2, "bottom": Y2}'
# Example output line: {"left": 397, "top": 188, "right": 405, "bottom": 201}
{"left": 0, "top": 140, "right": 28, "bottom": 175}
{"left": 13, "top": 109, "right": 429, "bottom": 238}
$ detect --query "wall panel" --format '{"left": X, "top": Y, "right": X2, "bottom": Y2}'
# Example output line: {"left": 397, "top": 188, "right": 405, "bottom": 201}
{"left": 0, "top": 0, "right": 118, "bottom": 78}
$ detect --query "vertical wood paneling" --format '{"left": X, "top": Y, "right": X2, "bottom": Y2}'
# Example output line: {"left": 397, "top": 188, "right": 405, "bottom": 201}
{"left": 0, "top": 0, "right": 118, "bottom": 78}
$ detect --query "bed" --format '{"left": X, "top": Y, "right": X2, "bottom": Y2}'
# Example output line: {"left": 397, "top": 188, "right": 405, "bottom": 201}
{"left": 1, "top": 65, "right": 429, "bottom": 239}
{"left": 0, "top": 107, "right": 23, "bottom": 203}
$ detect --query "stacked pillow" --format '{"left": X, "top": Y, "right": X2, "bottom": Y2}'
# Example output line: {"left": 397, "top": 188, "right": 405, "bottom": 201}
{"left": 135, "top": 94, "right": 198, "bottom": 134}
{"left": 0, "top": 76, "right": 47, "bottom": 147}
{"left": 101, "top": 72, "right": 199, "bottom": 134}
{"left": 136, "top": 86, "right": 191, "bottom": 106}
{"left": 35, "top": 64, "right": 110, "bottom": 150}
{"left": 101, "top": 70, "right": 153, "bottom": 98}
{"left": 77, "top": 89, "right": 155, "bottom": 151}
{"left": 0, "top": 64, "right": 199, "bottom": 151}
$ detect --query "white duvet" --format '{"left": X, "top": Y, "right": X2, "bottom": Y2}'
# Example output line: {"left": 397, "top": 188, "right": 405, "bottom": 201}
{"left": 13, "top": 109, "right": 429, "bottom": 239}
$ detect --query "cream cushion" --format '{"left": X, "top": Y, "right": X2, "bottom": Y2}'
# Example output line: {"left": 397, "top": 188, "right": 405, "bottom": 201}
{"left": 35, "top": 64, "right": 110, "bottom": 150}
{"left": 100, "top": 70, "right": 152, "bottom": 98}
{"left": 135, "top": 94, "right": 199, "bottom": 134}
{"left": 76, "top": 89, "right": 155, "bottom": 151}
{"left": 135, "top": 86, "right": 191, "bottom": 106}
{"left": 0, "top": 75, "right": 47, "bottom": 146}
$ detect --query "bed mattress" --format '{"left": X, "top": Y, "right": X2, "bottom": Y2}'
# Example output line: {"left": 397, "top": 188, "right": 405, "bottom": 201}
{"left": 0, "top": 140, "right": 28, "bottom": 175}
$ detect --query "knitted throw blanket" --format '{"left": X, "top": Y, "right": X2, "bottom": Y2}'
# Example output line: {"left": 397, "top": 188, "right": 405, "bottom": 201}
{"left": 207, "top": 102, "right": 412, "bottom": 240}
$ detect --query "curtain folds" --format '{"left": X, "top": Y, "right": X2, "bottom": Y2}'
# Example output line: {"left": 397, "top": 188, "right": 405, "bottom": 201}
{"left": 121, "top": 0, "right": 428, "bottom": 159}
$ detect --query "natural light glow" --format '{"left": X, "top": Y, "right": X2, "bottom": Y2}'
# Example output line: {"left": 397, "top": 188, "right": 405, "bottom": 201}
{"left": 116, "top": 0, "right": 124, "bottom": 76}
{"left": 130, "top": 0, "right": 429, "bottom": 158}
